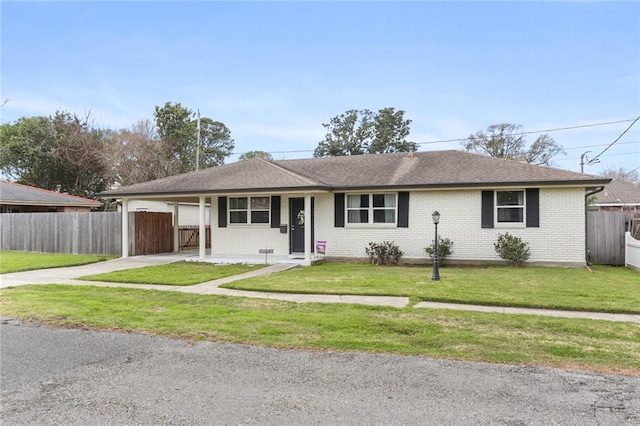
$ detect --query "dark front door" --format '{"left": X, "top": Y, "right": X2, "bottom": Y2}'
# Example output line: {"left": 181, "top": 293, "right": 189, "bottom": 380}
{"left": 289, "top": 198, "right": 305, "bottom": 253}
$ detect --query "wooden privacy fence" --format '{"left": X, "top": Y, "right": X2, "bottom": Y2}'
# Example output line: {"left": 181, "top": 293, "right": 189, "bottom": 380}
{"left": 178, "top": 225, "right": 211, "bottom": 250}
{"left": 130, "top": 212, "right": 173, "bottom": 256}
{"left": 0, "top": 212, "right": 121, "bottom": 255}
{"left": 587, "top": 211, "right": 626, "bottom": 265}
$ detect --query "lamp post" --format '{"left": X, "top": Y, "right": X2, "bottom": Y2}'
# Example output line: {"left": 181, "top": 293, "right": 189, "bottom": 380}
{"left": 431, "top": 211, "right": 440, "bottom": 281}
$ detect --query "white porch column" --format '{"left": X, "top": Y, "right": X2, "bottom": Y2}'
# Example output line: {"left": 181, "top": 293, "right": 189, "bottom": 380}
{"left": 173, "top": 202, "right": 180, "bottom": 253}
{"left": 121, "top": 199, "right": 129, "bottom": 258}
{"left": 209, "top": 195, "right": 215, "bottom": 254}
{"left": 304, "top": 194, "right": 312, "bottom": 261}
{"left": 199, "top": 196, "right": 206, "bottom": 260}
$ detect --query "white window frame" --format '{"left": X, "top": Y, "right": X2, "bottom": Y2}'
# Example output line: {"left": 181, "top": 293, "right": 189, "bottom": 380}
{"left": 495, "top": 190, "right": 526, "bottom": 227}
{"left": 228, "top": 196, "right": 270, "bottom": 225}
{"left": 346, "top": 193, "right": 397, "bottom": 226}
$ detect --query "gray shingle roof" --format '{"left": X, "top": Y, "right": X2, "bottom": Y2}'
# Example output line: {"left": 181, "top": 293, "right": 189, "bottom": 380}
{"left": 0, "top": 181, "right": 102, "bottom": 207}
{"left": 594, "top": 180, "right": 640, "bottom": 205}
{"left": 99, "top": 150, "right": 611, "bottom": 198}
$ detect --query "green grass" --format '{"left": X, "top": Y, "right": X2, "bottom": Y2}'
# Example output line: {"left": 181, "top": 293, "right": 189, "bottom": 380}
{"left": 0, "top": 251, "right": 115, "bottom": 274}
{"left": 1, "top": 285, "right": 639, "bottom": 375}
{"left": 79, "top": 262, "right": 266, "bottom": 286}
{"left": 221, "top": 263, "right": 640, "bottom": 314}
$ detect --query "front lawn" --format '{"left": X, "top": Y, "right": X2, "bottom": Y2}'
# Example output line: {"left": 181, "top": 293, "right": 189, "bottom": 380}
{"left": 222, "top": 263, "right": 640, "bottom": 314}
{"left": 1, "top": 285, "right": 638, "bottom": 375}
{"left": 80, "top": 262, "right": 266, "bottom": 286}
{"left": 0, "top": 251, "right": 116, "bottom": 274}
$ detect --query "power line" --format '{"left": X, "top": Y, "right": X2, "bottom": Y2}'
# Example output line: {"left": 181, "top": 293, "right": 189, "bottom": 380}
{"left": 618, "top": 166, "right": 640, "bottom": 180}
{"left": 563, "top": 140, "right": 638, "bottom": 151}
{"left": 588, "top": 116, "right": 640, "bottom": 164}
{"left": 556, "top": 150, "right": 640, "bottom": 162}
{"left": 230, "top": 118, "right": 638, "bottom": 157}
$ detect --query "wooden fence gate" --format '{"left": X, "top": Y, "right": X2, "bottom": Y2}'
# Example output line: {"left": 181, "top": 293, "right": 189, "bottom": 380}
{"left": 178, "top": 225, "right": 211, "bottom": 250}
{"left": 587, "top": 211, "right": 626, "bottom": 265}
{"left": 130, "top": 212, "right": 173, "bottom": 256}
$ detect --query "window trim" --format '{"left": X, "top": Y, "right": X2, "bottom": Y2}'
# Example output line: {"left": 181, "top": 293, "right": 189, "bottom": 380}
{"left": 228, "top": 196, "right": 271, "bottom": 225}
{"left": 345, "top": 192, "right": 398, "bottom": 226}
{"left": 494, "top": 189, "right": 526, "bottom": 228}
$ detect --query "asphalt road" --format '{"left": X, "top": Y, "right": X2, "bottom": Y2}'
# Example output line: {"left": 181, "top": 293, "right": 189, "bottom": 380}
{"left": 1, "top": 319, "right": 639, "bottom": 425}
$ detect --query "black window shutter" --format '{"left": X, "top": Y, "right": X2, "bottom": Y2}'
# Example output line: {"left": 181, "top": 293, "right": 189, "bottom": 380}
{"left": 334, "top": 193, "right": 345, "bottom": 227}
{"left": 526, "top": 188, "right": 539, "bottom": 228}
{"left": 270, "top": 196, "right": 281, "bottom": 228}
{"left": 218, "top": 196, "right": 227, "bottom": 228}
{"left": 397, "top": 192, "right": 409, "bottom": 228}
{"left": 481, "top": 191, "right": 494, "bottom": 228}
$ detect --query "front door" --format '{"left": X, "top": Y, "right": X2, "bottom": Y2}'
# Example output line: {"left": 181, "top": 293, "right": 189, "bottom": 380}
{"left": 289, "top": 198, "right": 305, "bottom": 253}
{"left": 289, "top": 197, "right": 314, "bottom": 254}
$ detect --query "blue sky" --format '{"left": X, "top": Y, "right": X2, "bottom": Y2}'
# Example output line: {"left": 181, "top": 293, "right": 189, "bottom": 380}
{"left": 2, "top": 1, "right": 639, "bottom": 175}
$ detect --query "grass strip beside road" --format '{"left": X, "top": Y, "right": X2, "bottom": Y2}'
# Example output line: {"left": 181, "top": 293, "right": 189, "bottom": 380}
{"left": 1, "top": 284, "right": 639, "bottom": 375}
{"left": 222, "top": 263, "right": 640, "bottom": 314}
{"left": 0, "top": 251, "right": 116, "bottom": 274}
{"left": 79, "top": 262, "right": 266, "bottom": 286}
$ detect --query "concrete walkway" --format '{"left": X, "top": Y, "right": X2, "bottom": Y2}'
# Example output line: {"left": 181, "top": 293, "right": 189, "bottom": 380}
{"left": 1, "top": 255, "right": 639, "bottom": 322}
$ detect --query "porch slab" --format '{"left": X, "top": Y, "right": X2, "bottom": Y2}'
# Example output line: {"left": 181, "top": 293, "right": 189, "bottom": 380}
{"left": 184, "top": 253, "right": 323, "bottom": 266}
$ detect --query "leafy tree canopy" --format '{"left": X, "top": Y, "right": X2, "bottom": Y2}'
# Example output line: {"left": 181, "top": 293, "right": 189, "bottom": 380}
{"left": 238, "top": 150, "right": 274, "bottom": 161}
{"left": 153, "top": 102, "right": 234, "bottom": 173}
{"left": 313, "top": 108, "right": 417, "bottom": 157}
{"left": 461, "top": 123, "right": 564, "bottom": 166}
{"left": 0, "top": 111, "right": 113, "bottom": 198}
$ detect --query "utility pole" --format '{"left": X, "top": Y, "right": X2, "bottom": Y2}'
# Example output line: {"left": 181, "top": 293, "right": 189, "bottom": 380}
{"left": 580, "top": 151, "right": 590, "bottom": 173}
{"left": 196, "top": 109, "right": 201, "bottom": 171}
{"left": 580, "top": 151, "right": 599, "bottom": 173}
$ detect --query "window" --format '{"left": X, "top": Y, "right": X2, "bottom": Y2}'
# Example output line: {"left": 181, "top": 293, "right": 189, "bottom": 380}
{"left": 482, "top": 189, "right": 539, "bottom": 229}
{"left": 496, "top": 190, "right": 524, "bottom": 223}
{"left": 229, "top": 196, "right": 270, "bottom": 224}
{"left": 346, "top": 193, "right": 396, "bottom": 224}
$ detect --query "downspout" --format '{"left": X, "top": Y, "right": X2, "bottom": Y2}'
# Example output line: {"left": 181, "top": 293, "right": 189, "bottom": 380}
{"left": 585, "top": 186, "right": 605, "bottom": 265}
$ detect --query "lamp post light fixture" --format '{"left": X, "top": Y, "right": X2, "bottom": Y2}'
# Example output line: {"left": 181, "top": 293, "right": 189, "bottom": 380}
{"left": 431, "top": 211, "right": 440, "bottom": 281}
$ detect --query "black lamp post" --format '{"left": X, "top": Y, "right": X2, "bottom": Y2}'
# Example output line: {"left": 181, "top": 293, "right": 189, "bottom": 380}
{"left": 431, "top": 210, "right": 440, "bottom": 281}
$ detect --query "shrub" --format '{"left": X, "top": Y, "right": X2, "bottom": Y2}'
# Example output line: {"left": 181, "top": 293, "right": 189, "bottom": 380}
{"left": 365, "top": 241, "right": 404, "bottom": 265}
{"left": 494, "top": 233, "right": 530, "bottom": 266}
{"left": 424, "top": 236, "right": 454, "bottom": 266}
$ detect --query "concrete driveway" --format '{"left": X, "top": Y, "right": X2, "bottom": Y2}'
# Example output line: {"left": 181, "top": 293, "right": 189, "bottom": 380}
{"left": 2, "top": 320, "right": 639, "bottom": 425}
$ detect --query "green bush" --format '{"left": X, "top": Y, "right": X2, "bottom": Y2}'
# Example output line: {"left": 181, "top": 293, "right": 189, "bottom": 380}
{"left": 424, "top": 236, "right": 454, "bottom": 266}
{"left": 365, "top": 241, "right": 404, "bottom": 265}
{"left": 494, "top": 233, "right": 530, "bottom": 266}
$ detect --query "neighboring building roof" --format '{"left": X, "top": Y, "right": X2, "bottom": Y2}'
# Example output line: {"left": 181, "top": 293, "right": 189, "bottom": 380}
{"left": 99, "top": 150, "right": 611, "bottom": 199}
{"left": 594, "top": 180, "right": 640, "bottom": 206}
{"left": 0, "top": 180, "right": 102, "bottom": 207}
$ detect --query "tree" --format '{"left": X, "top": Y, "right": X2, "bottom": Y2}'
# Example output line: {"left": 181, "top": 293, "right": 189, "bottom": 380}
{"left": 601, "top": 166, "right": 640, "bottom": 184}
{"left": 368, "top": 107, "right": 415, "bottom": 154}
{"left": 461, "top": 123, "right": 564, "bottom": 166}
{"left": 104, "top": 119, "right": 179, "bottom": 186}
{"left": 198, "top": 117, "right": 234, "bottom": 168}
{"left": 0, "top": 111, "right": 113, "bottom": 198}
{"left": 313, "top": 108, "right": 416, "bottom": 157}
{"left": 0, "top": 115, "right": 56, "bottom": 188}
{"left": 153, "top": 102, "right": 234, "bottom": 173}
{"left": 238, "top": 150, "right": 273, "bottom": 161}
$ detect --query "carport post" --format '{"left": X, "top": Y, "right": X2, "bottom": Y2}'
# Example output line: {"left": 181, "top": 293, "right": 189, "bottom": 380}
{"left": 121, "top": 199, "right": 129, "bottom": 258}
{"left": 304, "top": 194, "right": 311, "bottom": 261}
{"left": 199, "top": 196, "right": 206, "bottom": 260}
{"left": 173, "top": 202, "right": 180, "bottom": 253}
